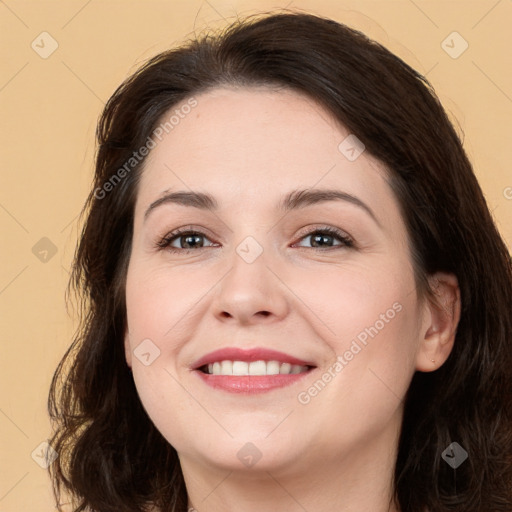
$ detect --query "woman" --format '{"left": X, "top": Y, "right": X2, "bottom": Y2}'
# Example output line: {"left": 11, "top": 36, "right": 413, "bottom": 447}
{"left": 48, "top": 11, "right": 512, "bottom": 512}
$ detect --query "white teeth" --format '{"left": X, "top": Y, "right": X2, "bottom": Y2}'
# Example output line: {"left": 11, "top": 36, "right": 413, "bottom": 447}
{"left": 221, "top": 360, "right": 233, "bottom": 375}
{"left": 249, "top": 360, "right": 266, "bottom": 375}
{"left": 232, "top": 361, "right": 249, "bottom": 375}
{"left": 280, "top": 362, "right": 292, "bottom": 374}
{"left": 207, "top": 360, "right": 308, "bottom": 376}
{"left": 266, "top": 360, "right": 280, "bottom": 375}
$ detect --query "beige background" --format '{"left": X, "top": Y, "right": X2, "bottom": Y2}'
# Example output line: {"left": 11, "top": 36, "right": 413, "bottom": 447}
{"left": 0, "top": 0, "right": 511, "bottom": 510}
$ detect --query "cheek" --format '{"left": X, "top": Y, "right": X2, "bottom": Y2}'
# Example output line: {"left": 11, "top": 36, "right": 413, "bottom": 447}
{"left": 125, "top": 263, "right": 206, "bottom": 345}
{"left": 284, "top": 257, "right": 415, "bottom": 349}
{"left": 291, "top": 261, "right": 420, "bottom": 413}
{"left": 301, "top": 303, "right": 419, "bottom": 433}
{"left": 124, "top": 264, "right": 218, "bottom": 447}
{"left": 130, "top": 365, "right": 200, "bottom": 453}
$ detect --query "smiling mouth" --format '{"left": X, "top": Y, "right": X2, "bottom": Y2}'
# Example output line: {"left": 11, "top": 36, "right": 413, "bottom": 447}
{"left": 199, "top": 360, "right": 313, "bottom": 376}
{"left": 191, "top": 347, "right": 317, "bottom": 393}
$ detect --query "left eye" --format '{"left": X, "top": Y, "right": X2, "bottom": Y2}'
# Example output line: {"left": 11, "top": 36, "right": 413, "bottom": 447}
{"left": 294, "top": 228, "right": 353, "bottom": 249}
{"left": 156, "top": 227, "right": 354, "bottom": 252}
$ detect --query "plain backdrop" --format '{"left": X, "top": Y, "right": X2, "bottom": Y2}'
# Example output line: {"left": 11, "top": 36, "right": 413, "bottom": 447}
{"left": 1, "top": 1, "right": 511, "bottom": 510}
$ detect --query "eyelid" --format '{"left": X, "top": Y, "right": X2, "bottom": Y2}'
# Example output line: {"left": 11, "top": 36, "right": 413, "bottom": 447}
{"left": 155, "top": 224, "right": 355, "bottom": 252}
{"left": 293, "top": 224, "right": 353, "bottom": 243}
{"left": 155, "top": 225, "right": 218, "bottom": 251}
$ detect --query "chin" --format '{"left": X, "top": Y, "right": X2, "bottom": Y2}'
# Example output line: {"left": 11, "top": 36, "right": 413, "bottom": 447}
{"left": 172, "top": 427, "right": 308, "bottom": 473}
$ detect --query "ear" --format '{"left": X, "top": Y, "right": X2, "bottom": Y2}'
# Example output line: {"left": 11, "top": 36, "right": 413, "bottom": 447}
{"left": 124, "top": 329, "right": 133, "bottom": 369}
{"left": 415, "top": 272, "right": 461, "bottom": 372}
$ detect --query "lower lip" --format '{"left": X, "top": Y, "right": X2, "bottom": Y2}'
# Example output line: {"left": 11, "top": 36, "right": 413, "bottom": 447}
{"left": 195, "top": 370, "right": 313, "bottom": 394}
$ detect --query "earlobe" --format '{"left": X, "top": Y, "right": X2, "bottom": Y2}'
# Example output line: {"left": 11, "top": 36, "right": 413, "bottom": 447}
{"left": 415, "top": 272, "right": 461, "bottom": 372}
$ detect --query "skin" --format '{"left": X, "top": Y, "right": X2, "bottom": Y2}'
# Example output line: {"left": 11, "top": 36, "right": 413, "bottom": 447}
{"left": 124, "top": 86, "right": 461, "bottom": 512}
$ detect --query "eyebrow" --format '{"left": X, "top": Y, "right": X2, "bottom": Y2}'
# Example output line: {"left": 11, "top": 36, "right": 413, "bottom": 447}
{"left": 144, "top": 188, "right": 380, "bottom": 226}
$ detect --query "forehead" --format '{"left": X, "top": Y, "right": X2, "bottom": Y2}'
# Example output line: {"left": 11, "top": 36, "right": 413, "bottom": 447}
{"left": 136, "top": 86, "right": 394, "bottom": 219}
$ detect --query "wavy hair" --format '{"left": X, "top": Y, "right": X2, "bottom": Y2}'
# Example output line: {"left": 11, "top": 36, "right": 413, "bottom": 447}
{"left": 48, "top": 11, "right": 512, "bottom": 512}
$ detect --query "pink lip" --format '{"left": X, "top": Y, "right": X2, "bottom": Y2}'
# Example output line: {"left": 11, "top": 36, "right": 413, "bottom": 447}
{"left": 195, "top": 372, "right": 313, "bottom": 393}
{"left": 191, "top": 347, "right": 316, "bottom": 395}
{"left": 191, "top": 347, "right": 315, "bottom": 369}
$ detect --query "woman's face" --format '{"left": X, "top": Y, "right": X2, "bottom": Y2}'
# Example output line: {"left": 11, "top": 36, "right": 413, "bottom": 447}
{"left": 124, "top": 86, "right": 432, "bottom": 475}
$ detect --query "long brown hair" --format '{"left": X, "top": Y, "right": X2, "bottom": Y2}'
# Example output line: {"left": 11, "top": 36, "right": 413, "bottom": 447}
{"left": 48, "top": 11, "right": 512, "bottom": 512}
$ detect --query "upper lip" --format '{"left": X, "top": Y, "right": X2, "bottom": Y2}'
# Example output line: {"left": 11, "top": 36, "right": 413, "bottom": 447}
{"left": 191, "top": 347, "right": 316, "bottom": 370}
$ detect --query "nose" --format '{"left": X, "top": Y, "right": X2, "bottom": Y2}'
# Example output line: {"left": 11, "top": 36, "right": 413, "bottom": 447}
{"left": 212, "top": 245, "right": 289, "bottom": 326}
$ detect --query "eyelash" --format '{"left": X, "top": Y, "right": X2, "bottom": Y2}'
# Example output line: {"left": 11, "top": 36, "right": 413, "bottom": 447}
{"left": 155, "top": 226, "right": 354, "bottom": 253}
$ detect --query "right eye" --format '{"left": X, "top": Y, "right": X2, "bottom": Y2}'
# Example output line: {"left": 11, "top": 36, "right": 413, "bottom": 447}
{"left": 156, "top": 229, "right": 218, "bottom": 252}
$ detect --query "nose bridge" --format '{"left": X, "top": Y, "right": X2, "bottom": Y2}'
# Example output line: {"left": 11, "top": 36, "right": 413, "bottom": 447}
{"left": 212, "top": 230, "right": 288, "bottom": 324}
